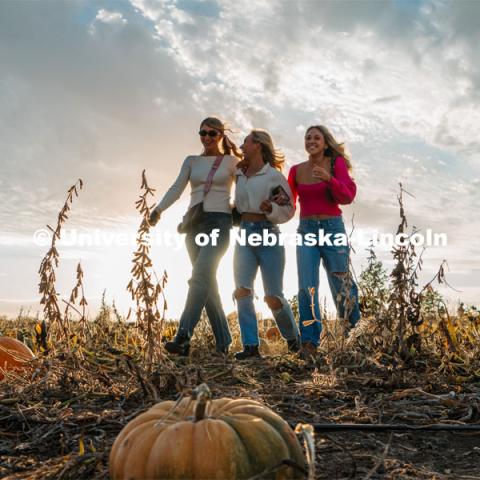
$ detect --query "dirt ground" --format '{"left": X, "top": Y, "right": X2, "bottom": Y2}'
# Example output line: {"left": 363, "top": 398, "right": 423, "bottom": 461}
{"left": 1, "top": 345, "right": 479, "bottom": 480}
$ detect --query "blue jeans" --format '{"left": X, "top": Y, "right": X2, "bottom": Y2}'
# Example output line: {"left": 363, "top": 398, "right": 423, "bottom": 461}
{"left": 175, "top": 211, "right": 232, "bottom": 351}
{"left": 296, "top": 216, "right": 360, "bottom": 346}
{"left": 234, "top": 221, "right": 300, "bottom": 347}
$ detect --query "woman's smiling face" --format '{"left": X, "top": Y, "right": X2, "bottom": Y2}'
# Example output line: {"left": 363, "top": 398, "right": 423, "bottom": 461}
{"left": 305, "top": 127, "right": 326, "bottom": 156}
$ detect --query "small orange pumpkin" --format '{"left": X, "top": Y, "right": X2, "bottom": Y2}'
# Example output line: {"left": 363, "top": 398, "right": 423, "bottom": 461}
{"left": 110, "top": 384, "right": 305, "bottom": 479}
{"left": 265, "top": 326, "right": 281, "bottom": 342}
{"left": 0, "top": 336, "right": 35, "bottom": 380}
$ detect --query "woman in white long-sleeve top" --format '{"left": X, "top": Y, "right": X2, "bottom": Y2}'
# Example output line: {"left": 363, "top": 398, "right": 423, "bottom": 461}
{"left": 233, "top": 129, "right": 300, "bottom": 360}
{"left": 149, "top": 117, "right": 242, "bottom": 356}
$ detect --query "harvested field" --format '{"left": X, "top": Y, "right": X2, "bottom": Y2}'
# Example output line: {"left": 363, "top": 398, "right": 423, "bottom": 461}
{"left": 1, "top": 314, "right": 479, "bottom": 480}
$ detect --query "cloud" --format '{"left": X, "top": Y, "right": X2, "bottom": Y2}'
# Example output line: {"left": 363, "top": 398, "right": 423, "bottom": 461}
{"left": 0, "top": 0, "right": 201, "bottom": 233}
{"left": 128, "top": 0, "right": 480, "bottom": 168}
{"left": 95, "top": 9, "right": 127, "bottom": 25}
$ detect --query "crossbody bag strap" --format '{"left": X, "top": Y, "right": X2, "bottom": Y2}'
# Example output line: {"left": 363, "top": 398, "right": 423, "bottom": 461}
{"left": 203, "top": 155, "right": 224, "bottom": 197}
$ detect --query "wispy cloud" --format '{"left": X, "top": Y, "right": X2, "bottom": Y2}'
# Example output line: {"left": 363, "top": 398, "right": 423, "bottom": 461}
{"left": 95, "top": 9, "right": 127, "bottom": 25}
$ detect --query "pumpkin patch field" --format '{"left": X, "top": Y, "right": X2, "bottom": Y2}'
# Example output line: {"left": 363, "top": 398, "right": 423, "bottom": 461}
{"left": 1, "top": 310, "right": 480, "bottom": 480}
{"left": 1, "top": 180, "right": 480, "bottom": 479}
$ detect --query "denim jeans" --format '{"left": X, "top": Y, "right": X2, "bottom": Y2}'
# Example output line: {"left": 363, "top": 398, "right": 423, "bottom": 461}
{"left": 234, "top": 221, "right": 300, "bottom": 347}
{"left": 296, "top": 216, "right": 361, "bottom": 346}
{"left": 175, "top": 211, "right": 232, "bottom": 351}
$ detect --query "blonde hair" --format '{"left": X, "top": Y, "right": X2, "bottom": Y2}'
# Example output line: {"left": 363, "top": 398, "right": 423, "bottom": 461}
{"left": 306, "top": 125, "right": 353, "bottom": 170}
{"left": 200, "top": 117, "right": 243, "bottom": 159}
{"left": 250, "top": 129, "right": 285, "bottom": 171}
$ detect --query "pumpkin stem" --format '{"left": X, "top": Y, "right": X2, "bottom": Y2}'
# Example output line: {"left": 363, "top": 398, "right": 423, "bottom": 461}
{"left": 295, "top": 423, "right": 316, "bottom": 480}
{"left": 193, "top": 383, "right": 212, "bottom": 422}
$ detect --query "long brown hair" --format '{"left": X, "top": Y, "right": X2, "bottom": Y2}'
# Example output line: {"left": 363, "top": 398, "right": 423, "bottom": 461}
{"left": 306, "top": 125, "right": 353, "bottom": 170}
{"left": 200, "top": 117, "right": 243, "bottom": 159}
{"left": 251, "top": 129, "right": 285, "bottom": 171}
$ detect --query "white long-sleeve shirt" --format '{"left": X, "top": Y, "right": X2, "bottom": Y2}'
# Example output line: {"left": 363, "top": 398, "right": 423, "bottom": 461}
{"left": 235, "top": 163, "right": 295, "bottom": 224}
{"left": 153, "top": 155, "right": 238, "bottom": 214}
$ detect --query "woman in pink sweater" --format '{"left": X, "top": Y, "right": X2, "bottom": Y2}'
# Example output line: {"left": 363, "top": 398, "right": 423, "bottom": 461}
{"left": 288, "top": 125, "right": 360, "bottom": 356}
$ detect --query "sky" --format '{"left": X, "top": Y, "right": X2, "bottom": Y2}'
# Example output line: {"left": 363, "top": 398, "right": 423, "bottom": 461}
{"left": 1, "top": 0, "right": 479, "bottom": 320}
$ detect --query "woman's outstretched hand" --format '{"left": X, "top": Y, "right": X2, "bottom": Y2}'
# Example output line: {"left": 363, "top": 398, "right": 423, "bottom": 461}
{"left": 149, "top": 209, "right": 161, "bottom": 226}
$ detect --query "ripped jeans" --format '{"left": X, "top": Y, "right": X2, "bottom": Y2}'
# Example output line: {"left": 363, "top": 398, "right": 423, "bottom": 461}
{"left": 296, "top": 216, "right": 361, "bottom": 346}
{"left": 233, "top": 221, "right": 300, "bottom": 347}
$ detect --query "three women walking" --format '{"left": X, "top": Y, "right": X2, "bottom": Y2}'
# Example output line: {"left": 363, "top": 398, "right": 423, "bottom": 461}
{"left": 150, "top": 117, "right": 361, "bottom": 358}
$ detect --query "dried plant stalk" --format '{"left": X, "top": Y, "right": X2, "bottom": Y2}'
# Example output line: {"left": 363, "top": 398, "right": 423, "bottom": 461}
{"left": 64, "top": 262, "right": 90, "bottom": 344}
{"left": 127, "top": 170, "right": 167, "bottom": 369}
{"left": 38, "top": 179, "right": 83, "bottom": 348}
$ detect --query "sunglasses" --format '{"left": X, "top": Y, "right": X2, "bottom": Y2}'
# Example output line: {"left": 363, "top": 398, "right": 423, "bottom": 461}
{"left": 199, "top": 130, "right": 219, "bottom": 137}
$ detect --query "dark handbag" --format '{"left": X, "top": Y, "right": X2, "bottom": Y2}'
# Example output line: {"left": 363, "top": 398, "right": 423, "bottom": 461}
{"left": 177, "top": 155, "right": 224, "bottom": 234}
{"left": 177, "top": 202, "right": 204, "bottom": 234}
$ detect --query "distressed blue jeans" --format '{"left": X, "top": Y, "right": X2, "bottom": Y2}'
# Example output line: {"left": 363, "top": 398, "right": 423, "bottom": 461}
{"left": 175, "top": 211, "right": 232, "bottom": 351}
{"left": 234, "top": 221, "right": 300, "bottom": 347}
{"left": 296, "top": 216, "right": 361, "bottom": 346}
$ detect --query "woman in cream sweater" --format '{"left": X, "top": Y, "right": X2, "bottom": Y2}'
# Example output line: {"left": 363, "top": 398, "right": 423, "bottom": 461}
{"left": 149, "top": 117, "right": 242, "bottom": 356}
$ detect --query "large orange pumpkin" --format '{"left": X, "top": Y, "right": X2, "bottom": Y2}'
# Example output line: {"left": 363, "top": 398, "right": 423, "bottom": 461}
{"left": 0, "top": 336, "right": 35, "bottom": 381}
{"left": 110, "top": 384, "right": 305, "bottom": 479}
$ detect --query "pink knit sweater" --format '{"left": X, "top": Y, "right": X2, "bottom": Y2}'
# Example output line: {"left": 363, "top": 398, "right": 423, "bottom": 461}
{"left": 287, "top": 156, "right": 357, "bottom": 217}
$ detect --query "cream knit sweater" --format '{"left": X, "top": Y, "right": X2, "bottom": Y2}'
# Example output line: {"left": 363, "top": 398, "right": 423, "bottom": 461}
{"left": 153, "top": 155, "right": 239, "bottom": 214}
